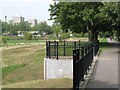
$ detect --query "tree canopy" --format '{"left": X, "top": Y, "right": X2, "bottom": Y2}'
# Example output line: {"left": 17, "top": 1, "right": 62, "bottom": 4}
{"left": 49, "top": 2, "right": 119, "bottom": 41}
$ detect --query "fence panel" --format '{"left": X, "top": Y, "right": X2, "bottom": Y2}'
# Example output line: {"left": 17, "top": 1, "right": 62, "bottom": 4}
{"left": 46, "top": 41, "right": 83, "bottom": 60}
{"left": 73, "top": 40, "right": 99, "bottom": 90}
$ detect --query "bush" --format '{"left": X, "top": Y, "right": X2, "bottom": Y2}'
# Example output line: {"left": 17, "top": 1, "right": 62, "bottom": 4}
{"left": 24, "top": 32, "right": 32, "bottom": 40}
{"left": 2, "top": 36, "right": 7, "bottom": 44}
{"left": 58, "top": 33, "right": 70, "bottom": 42}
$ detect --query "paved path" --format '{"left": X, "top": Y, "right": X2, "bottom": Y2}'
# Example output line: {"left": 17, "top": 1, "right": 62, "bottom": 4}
{"left": 87, "top": 38, "right": 119, "bottom": 89}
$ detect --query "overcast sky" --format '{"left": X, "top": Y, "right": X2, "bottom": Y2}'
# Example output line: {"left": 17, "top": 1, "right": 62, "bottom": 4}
{"left": 0, "top": 0, "right": 55, "bottom": 26}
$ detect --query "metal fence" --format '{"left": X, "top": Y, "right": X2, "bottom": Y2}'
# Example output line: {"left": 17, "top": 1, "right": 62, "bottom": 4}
{"left": 46, "top": 41, "right": 89, "bottom": 60}
{"left": 73, "top": 40, "right": 99, "bottom": 90}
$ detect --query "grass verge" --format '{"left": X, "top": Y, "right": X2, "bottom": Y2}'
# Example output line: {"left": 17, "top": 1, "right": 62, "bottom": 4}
{"left": 2, "top": 45, "right": 45, "bottom": 85}
{"left": 3, "top": 78, "right": 72, "bottom": 88}
{"left": 99, "top": 38, "right": 109, "bottom": 51}
{"left": 2, "top": 64, "right": 26, "bottom": 78}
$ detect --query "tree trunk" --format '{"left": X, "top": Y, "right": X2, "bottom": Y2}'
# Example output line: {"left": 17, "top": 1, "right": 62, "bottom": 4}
{"left": 88, "top": 31, "right": 99, "bottom": 42}
{"left": 88, "top": 31, "right": 94, "bottom": 42}
{"left": 94, "top": 32, "right": 98, "bottom": 41}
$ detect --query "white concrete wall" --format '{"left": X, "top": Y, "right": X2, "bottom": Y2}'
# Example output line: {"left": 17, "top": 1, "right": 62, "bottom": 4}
{"left": 44, "top": 58, "right": 73, "bottom": 79}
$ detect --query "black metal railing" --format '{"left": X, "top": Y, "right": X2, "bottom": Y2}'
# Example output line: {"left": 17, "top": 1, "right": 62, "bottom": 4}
{"left": 73, "top": 40, "right": 99, "bottom": 90}
{"left": 94, "top": 40, "right": 99, "bottom": 56}
{"left": 46, "top": 41, "right": 89, "bottom": 60}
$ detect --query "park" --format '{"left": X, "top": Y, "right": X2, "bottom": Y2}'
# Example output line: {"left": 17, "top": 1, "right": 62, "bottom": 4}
{"left": 0, "top": 2, "right": 120, "bottom": 89}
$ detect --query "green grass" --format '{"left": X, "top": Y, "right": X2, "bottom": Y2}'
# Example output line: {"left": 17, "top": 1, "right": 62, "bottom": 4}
{"left": 2, "top": 64, "right": 26, "bottom": 77}
{"left": 7, "top": 40, "right": 45, "bottom": 43}
{"left": 99, "top": 38, "right": 109, "bottom": 50}
{"left": 2, "top": 45, "right": 45, "bottom": 85}
{"left": 3, "top": 78, "right": 73, "bottom": 88}
{"left": 0, "top": 40, "right": 46, "bottom": 47}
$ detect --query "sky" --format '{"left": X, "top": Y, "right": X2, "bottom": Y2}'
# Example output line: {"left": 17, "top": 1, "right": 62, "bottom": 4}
{"left": 0, "top": 0, "right": 55, "bottom": 26}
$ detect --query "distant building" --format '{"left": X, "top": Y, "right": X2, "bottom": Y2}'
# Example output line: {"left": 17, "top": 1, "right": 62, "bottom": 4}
{"left": 12, "top": 15, "right": 24, "bottom": 24}
{"left": 28, "top": 18, "right": 37, "bottom": 27}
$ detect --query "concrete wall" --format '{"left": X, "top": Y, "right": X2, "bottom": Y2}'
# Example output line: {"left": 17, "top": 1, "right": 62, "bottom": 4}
{"left": 44, "top": 58, "right": 73, "bottom": 79}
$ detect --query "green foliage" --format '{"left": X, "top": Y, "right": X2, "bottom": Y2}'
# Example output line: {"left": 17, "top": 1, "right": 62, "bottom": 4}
{"left": 33, "top": 22, "right": 53, "bottom": 35}
{"left": 2, "top": 21, "right": 31, "bottom": 35}
{"left": 52, "top": 22, "right": 61, "bottom": 37}
{"left": 49, "top": 2, "right": 119, "bottom": 41}
{"left": 99, "top": 38, "right": 109, "bottom": 50}
{"left": 2, "top": 36, "right": 7, "bottom": 43}
{"left": 58, "top": 33, "right": 70, "bottom": 42}
{"left": 19, "top": 21, "right": 31, "bottom": 32}
{"left": 74, "top": 33, "right": 88, "bottom": 38}
{"left": 24, "top": 32, "right": 32, "bottom": 40}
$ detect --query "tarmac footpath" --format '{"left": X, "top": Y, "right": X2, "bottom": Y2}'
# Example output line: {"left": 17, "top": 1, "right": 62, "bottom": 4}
{"left": 86, "top": 38, "right": 119, "bottom": 89}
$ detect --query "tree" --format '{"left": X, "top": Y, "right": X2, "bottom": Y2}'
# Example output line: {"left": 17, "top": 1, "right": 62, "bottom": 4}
{"left": 19, "top": 21, "right": 31, "bottom": 32}
{"left": 52, "top": 22, "right": 61, "bottom": 37}
{"left": 2, "top": 21, "right": 31, "bottom": 35}
{"left": 33, "top": 22, "right": 53, "bottom": 35}
{"left": 49, "top": 2, "right": 119, "bottom": 42}
{"left": 2, "top": 22, "right": 12, "bottom": 33}
{"left": 24, "top": 32, "right": 32, "bottom": 40}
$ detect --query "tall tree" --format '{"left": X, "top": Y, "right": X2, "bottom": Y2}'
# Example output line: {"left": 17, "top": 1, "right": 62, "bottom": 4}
{"left": 49, "top": 2, "right": 119, "bottom": 41}
{"left": 19, "top": 21, "right": 31, "bottom": 32}
{"left": 33, "top": 22, "right": 53, "bottom": 35}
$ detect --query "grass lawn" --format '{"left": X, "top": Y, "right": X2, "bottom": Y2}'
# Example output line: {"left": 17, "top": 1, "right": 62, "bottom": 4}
{"left": 99, "top": 38, "right": 109, "bottom": 50}
{"left": 2, "top": 44, "right": 45, "bottom": 85}
{"left": 0, "top": 40, "right": 46, "bottom": 47}
{"left": 3, "top": 78, "right": 72, "bottom": 88}
{"left": 2, "top": 38, "right": 99, "bottom": 88}
{"left": 7, "top": 40, "right": 46, "bottom": 43}
{"left": 2, "top": 43, "right": 73, "bottom": 88}
{"left": 2, "top": 64, "right": 26, "bottom": 77}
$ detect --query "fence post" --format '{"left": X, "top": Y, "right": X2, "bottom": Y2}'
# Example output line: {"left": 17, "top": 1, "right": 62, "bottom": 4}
{"left": 74, "top": 42, "right": 76, "bottom": 49}
{"left": 46, "top": 41, "right": 48, "bottom": 58}
{"left": 81, "top": 47, "right": 84, "bottom": 58}
{"left": 88, "top": 44, "right": 89, "bottom": 52}
{"left": 85, "top": 46, "right": 87, "bottom": 54}
{"left": 76, "top": 49, "right": 80, "bottom": 89}
{"left": 79, "top": 40, "right": 80, "bottom": 49}
{"left": 54, "top": 41, "right": 56, "bottom": 57}
{"left": 56, "top": 42, "right": 58, "bottom": 60}
{"left": 73, "top": 49, "right": 77, "bottom": 90}
{"left": 94, "top": 41, "right": 96, "bottom": 56}
{"left": 98, "top": 40, "right": 99, "bottom": 53}
{"left": 48, "top": 41, "right": 51, "bottom": 59}
{"left": 64, "top": 41, "right": 66, "bottom": 56}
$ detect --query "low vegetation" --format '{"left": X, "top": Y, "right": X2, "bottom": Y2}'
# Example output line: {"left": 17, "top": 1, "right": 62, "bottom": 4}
{"left": 3, "top": 78, "right": 72, "bottom": 88}
{"left": 99, "top": 38, "right": 109, "bottom": 50}
{"left": 2, "top": 37, "right": 109, "bottom": 88}
{"left": 2, "top": 44, "right": 45, "bottom": 85}
{"left": 2, "top": 64, "right": 26, "bottom": 78}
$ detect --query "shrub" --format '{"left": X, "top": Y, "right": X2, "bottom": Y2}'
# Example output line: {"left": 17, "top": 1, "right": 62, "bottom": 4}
{"left": 58, "top": 33, "right": 70, "bottom": 42}
{"left": 2, "top": 36, "right": 7, "bottom": 44}
{"left": 24, "top": 32, "right": 32, "bottom": 40}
